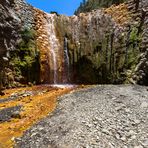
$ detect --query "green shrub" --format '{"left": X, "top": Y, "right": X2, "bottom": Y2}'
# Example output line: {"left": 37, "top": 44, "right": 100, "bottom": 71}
{"left": 10, "top": 28, "right": 40, "bottom": 84}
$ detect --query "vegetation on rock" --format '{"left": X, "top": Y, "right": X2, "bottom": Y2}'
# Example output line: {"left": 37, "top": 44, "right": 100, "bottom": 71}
{"left": 9, "top": 28, "right": 40, "bottom": 86}
{"left": 75, "top": 0, "right": 127, "bottom": 15}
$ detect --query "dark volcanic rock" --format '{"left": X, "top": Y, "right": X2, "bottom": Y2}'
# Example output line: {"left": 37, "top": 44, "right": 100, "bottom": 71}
{"left": 0, "top": 106, "right": 22, "bottom": 123}
{"left": 0, "top": 0, "right": 20, "bottom": 57}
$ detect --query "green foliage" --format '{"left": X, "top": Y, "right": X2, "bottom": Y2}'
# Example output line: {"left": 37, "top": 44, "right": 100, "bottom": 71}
{"left": 20, "top": 28, "right": 35, "bottom": 43}
{"left": 10, "top": 28, "right": 40, "bottom": 84}
{"left": 50, "top": 11, "right": 59, "bottom": 16}
{"left": 75, "top": 0, "right": 127, "bottom": 15}
{"left": 130, "top": 27, "right": 138, "bottom": 42}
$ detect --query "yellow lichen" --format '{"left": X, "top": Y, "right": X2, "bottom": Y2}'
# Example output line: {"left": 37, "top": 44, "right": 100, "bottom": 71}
{"left": 104, "top": 3, "right": 132, "bottom": 25}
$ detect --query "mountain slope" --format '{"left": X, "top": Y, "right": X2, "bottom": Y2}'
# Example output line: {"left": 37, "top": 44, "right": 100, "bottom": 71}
{"left": 75, "top": 0, "right": 126, "bottom": 15}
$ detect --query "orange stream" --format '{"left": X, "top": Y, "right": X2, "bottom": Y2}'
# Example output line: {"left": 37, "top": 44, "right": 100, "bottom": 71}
{"left": 0, "top": 85, "right": 75, "bottom": 148}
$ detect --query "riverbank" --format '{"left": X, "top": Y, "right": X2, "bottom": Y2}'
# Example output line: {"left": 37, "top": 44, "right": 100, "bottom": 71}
{"left": 16, "top": 85, "right": 148, "bottom": 148}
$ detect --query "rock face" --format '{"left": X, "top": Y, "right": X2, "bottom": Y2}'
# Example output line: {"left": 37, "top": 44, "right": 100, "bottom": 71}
{"left": 0, "top": 0, "right": 40, "bottom": 90}
{"left": 34, "top": 0, "right": 148, "bottom": 84}
{"left": 0, "top": 0, "right": 148, "bottom": 86}
{"left": 132, "top": 0, "right": 148, "bottom": 85}
{"left": 0, "top": 0, "right": 20, "bottom": 56}
{"left": 14, "top": 0, "right": 35, "bottom": 29}
{"left": 0, "top": 0, "right": 21, "bottom": 92}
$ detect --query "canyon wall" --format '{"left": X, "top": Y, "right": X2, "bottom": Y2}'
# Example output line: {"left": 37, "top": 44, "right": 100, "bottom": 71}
{"left": 0, "top": 0, "right": 40, "bottom": 90}
{"left": 0, "top": 0, "right": 148, "bottom": 88}
{"left": 35, "top": 0, "right": 148, "bottom": 84}
{"left": 0, "top": 0, "right": 21, "bottom": 92}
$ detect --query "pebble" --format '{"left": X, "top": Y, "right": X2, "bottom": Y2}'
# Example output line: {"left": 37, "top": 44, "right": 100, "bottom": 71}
{"left": 115, "top": 134, "right": 120, "bottom": 139}
{"left": 11, "top": 111, "right": 21, "bottom": 119}
{"left": 121, "top": 136, "right": 126, "bottom": 142}
{"left": 140, "top": 102, "right": 148, "bottom": 108}
{"left": 141, "top": 139, "right": 148, "bottom": 147}
{"left": 134, "top": 119, "right": 141, "bottom": 125}
{"left": 102, "top": 129, "right": 111, "bottom": 135}
{"left": 115, "top": 104, "right": 125, "bottom": 111}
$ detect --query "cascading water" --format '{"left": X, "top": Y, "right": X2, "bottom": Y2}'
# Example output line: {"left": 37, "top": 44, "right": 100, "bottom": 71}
{"left": 45, "top": 14, "right": 71, "bottom": 85}
{"left": 63, "top": 37, "right": 70, "bottom": 83}
{"left": 46, "top": 14, "right": 59, "bottom": 84}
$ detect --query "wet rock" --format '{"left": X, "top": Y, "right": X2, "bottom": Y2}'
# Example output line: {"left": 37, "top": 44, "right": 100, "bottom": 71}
{"left": 0, "top": 106, "right": 21, "bottom": 123}
{"left": 11, "top": 111, "right": 21, "bottom": 119}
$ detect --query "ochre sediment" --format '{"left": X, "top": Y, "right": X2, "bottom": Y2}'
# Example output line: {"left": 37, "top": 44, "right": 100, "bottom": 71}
{"left": 0, "top": 86, "right": 73, "bottom": 147}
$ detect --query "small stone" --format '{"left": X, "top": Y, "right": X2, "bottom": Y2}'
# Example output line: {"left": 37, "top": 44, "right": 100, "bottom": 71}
{"left": 125, "top": 108, "right": 130, "bottom": 113}
{"left": 112, "top": 97, "right": 116, "bottom": 100}
{"left": 115, "top": 104, "right": 125, "bottom": 111}
{"left": 140, "top": 102, "right": 148, "bottom": 108}
{"left": 86, "top": 124, "right": 92, "bottom": 128}
{"left": 31, "top": 133, "right": 37, "bottom": 137}
{"left": 141, "top": 139, "right": 148, "bottom": 147}
{"left": 121, "top": 136, "right": 126, "bottom": 142}
{"left": 134, "top": 119, "right": 141, "bottom": 125}
{"left": 102, "top": 129, "right": 111, "bottom": 135}
{"left": 115, "top": 134, "right": 120, "bottom": 139}
{"left": 115, "top": 100, "right": 123, "bottom": 103}
{"left": 11, "top": 137, "right": 15, "bottom": 141}
{"left": 131, "top": 135, "right": 136, "bottom": 140}
{"left": 93, "top": 121, "right": 98, "bottom": 125}
{"left": 108, "top": 142, "right": 115, "bottom": 148}
{"left": 11, "top": 111, "right": 21, "bottom": 119}
{"left": 15, "top": 137, "right": 21, "bottom": 142}
{"left": 82, "top": 120, "right": 86, "bottom": 124}
{"left": 127, "top": 130, "right": 136, "bottom": 137}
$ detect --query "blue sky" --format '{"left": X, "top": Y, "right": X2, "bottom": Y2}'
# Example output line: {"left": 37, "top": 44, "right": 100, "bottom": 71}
{"left": 26, "top": 0, "right": 83, "bottom": 16}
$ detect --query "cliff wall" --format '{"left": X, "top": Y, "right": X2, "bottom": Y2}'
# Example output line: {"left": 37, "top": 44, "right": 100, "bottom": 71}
{"left": 35, "top": 0, "right": 148, "bottom": 84}
{"left": 0, "top": 0, "right": 148, "bottom": 88}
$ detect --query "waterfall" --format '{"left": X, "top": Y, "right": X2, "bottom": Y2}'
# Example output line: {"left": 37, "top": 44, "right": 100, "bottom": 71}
{"left": 45, "top": 14, "right": 71, "bottom": 84}
{"left": 46, "top": 14, "right": 59, "bottom": 84}
{"left": 63, "top": 37, "right": 70, "bottom": 83}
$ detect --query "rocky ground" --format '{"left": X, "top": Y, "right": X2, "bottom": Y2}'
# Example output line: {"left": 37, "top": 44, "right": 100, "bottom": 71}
{"left": 15, "top": 85, "right": 148, "bottom": 148}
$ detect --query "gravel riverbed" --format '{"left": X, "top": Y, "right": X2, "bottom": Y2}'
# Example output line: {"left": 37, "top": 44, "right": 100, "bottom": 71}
{"left": 15, "top": 85, "right": 148, "bottom": 148}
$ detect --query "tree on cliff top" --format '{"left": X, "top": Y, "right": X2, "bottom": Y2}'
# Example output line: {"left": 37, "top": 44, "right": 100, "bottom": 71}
{"left": 75, "top": 0, "right": 126, "bottom": 15}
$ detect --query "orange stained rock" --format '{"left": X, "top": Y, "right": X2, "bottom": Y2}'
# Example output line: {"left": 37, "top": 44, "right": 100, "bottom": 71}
{"left": 0, "top": 86, "right": 73, "bottom": 148}
{"left": 104, "top": 3, "right": 132, "bottom": 26}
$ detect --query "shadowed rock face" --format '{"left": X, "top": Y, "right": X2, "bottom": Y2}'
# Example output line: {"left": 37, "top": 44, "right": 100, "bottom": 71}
{"left": 0, "top": 0, "right": 43, "bottom": 88}
{"left": 0, "top": 0, "right": 20, "bottom": 57}
{"left": 0, "top": 0, "right": 21, "bottom": 93}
